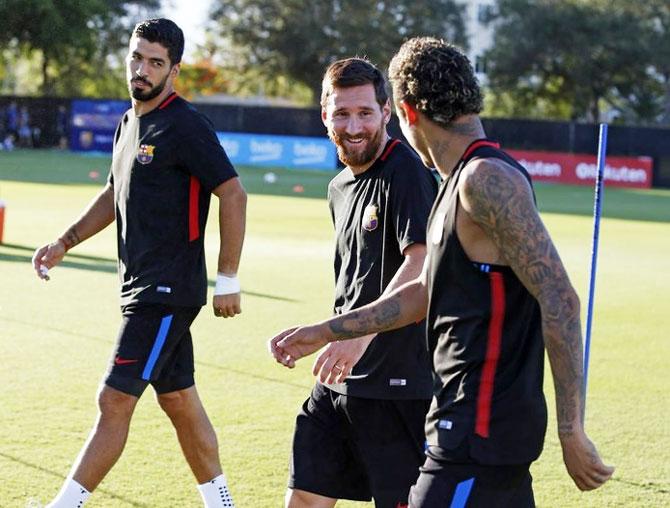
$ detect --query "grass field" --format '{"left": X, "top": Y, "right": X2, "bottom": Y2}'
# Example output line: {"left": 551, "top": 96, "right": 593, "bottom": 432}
{"left": 1, "top": 149, "right": 669, "bottom": 507}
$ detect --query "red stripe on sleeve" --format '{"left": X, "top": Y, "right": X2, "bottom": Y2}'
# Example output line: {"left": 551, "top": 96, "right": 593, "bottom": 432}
{"left": 188, "top": 176, "right": 200, "bottom": 242}
{"left": 475, "top": 272, "right": 506, "bottom": 438}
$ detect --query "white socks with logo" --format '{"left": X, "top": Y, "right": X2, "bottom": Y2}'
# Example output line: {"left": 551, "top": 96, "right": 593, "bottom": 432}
{"left": 46, "top": 478, "right": 90, "bottom": 508}
{"left": 198, "top": 473, "right": 235, "bottom": 507}
{"left": 43, "top": 473, "right": 232, "bottom": 507}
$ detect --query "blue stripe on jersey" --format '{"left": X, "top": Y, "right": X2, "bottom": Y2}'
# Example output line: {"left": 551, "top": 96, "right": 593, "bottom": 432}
{"left": 473, "top": 262, "right": 491, "bottom": 273}
{"left": 449, "top": 478, "right": 475, "bottom": 508}
{"left": 142, "top": 315, "right": 174, "bottom": 381}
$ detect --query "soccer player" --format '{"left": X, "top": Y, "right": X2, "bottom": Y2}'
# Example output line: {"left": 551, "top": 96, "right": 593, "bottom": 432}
{"left": 270, "top": 38, "right": 614, "bottom": 506}
{"left": 31, "top": 19, "right": 245, "bottom": 508}
{"left": 277, "top": 58, "right": 437, "bottom": 508}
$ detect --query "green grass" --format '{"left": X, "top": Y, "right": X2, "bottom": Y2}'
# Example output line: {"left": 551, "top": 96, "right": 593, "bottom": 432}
{"left": 1, "top": 149, "right": 669, "bottom": 507}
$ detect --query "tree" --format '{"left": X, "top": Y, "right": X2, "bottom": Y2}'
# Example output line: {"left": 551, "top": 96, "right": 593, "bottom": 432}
{"left": 176, "top": 35, "right": 313, "bottom": 104}
{"left": 638, "top": 0, "right": 670, "bottom": 124}
{"left": 210, "top": 0, "right": 467, "bottom": 103}
{"left": 0, "top": 0, "right": 160, "bottom": 96}
{"left": 485, "top": 0, "right": 652, "bottom": 123}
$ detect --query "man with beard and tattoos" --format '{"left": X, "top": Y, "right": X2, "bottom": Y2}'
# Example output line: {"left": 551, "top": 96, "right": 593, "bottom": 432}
{"left": 32, "top": 19, "right": 245, "bottom": 508}
{"left": 275, "top": 58, "right": 437, "bottom": 508}
{"left": 270, "top": 39, "right": 614, "bottom": 506}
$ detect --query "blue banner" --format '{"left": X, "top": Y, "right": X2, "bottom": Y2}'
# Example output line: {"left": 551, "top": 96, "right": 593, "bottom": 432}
{"left": 68, "top": 101, "right": 337, "bottom": 170}
{"left": 70, "top": 99, "right": 129, "bottom": 152}
{"left": 217, "top": 132, "right": 337, "bottom": 170}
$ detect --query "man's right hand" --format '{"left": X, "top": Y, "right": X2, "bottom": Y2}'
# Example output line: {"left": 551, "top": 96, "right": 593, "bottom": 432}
{"left": 268, "top": 325, "right": 330, "bottom": 369}
{"left": 32, "top": 240, "right": 66, "bottom": 280}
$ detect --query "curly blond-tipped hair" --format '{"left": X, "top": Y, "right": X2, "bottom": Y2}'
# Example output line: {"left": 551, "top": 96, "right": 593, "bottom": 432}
{"left": 388, "top": 37, "right": 482, "bottom": 128}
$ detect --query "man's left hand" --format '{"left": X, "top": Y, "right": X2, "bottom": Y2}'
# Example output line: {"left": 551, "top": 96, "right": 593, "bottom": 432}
{"left": 312, "top": 335, "right": 375, "bottom": 384}
{"left": 560, "top": 429, "right": 615, "bottom": 491}
{"left": 213, "top": 293, "right": 241, "bottom": 318}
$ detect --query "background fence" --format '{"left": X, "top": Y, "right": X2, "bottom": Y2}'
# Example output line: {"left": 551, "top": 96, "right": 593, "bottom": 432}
{"left": 2, "top": 95, "right": 669, "bottom": 187}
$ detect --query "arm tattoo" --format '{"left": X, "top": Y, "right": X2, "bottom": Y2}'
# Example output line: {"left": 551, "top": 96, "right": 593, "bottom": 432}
{"left": 60, "top": 226, "right": 81, "bottom": 251}
{"left": 328, "top": 296, "right": 402, "bottom": 340}
{"left": 463, "top": 162, "right": 584, "bottom": 435}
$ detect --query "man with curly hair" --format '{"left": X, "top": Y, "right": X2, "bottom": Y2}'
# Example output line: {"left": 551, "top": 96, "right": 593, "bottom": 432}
{"left": 270, "top": 37, "right": 614, "bottom": 506}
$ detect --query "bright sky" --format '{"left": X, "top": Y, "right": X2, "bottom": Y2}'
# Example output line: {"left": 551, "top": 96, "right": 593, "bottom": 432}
{"left": 161, "top": 0, "right": 213, "bottom": 59}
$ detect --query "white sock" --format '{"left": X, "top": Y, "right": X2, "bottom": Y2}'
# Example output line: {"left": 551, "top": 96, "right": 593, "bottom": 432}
{"left": 46, "top": 478, "right": 91, "bottom": 508}
{"left": 197, "top": 473, "right": 235, "bottom": 508}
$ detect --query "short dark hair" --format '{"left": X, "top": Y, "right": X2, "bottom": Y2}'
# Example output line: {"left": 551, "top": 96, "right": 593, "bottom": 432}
{"left": 133, "top": 18, "right": 184, "bottom": 65}
{"left": 388, "top": 37, "right": 483, "bottom": 128}
{"left": 320, "top": 57, "right": 389, "bottom": 109}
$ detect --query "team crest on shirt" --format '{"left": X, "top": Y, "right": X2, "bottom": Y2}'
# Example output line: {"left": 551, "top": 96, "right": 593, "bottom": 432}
{"left": 362, "top": 204, "right": 379, "bottom": 231}
{"left": 136, "top": 144, "right": 155, "bottom": 164}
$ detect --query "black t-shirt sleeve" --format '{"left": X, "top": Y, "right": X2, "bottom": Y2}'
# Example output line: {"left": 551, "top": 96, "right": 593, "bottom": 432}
{"left": 176, "top": 112, "right": 237, "bottom": 192}
{"left": 388, "top": 157, "right": 437, "bottom": 254}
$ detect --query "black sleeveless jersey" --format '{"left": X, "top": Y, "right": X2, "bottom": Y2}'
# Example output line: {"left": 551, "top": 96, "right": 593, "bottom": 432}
{"left": 424, "top": 139, "right": 547, "bottom": 465}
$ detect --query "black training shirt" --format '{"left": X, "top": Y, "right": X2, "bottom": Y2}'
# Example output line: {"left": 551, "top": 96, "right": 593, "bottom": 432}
{"left": 108, "top": 93, "right": 237, "bottom": 307}
{"left": 326, "top": 139, "right": 437, "bottom": 400}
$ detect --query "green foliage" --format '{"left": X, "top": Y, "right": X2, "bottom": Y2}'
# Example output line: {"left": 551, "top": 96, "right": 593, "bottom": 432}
{"left": 210, "top": 0, "right": 467, "bottom": 103}
{"left": 636, "top": 0, "right": 670, "bottom": 123}
{"left": 485, "top": 0, "right": 659, "bottom": 124}
{"left": 182, "top": 38, "right": 314, "bottom": 105}
{"left": 0, "top": 0, "right": 160, "bottom": 97}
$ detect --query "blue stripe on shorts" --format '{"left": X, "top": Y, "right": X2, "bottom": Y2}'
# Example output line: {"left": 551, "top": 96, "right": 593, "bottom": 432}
{"left": 141, "top": 314, "right": 173, "bottom": 381}
{"left": 449, "top": 477, "right": 475, "bottom": 508}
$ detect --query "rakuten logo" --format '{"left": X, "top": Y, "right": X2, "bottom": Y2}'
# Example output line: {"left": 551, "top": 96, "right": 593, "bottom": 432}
{"left": 575, "top": 163, "right": 648, "bottom": 183}
{"left": 519, "top": 159, "right": 562, "bottom": 177}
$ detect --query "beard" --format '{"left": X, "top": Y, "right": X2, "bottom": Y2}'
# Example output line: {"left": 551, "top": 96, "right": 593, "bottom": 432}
{"left": 129, "top": 73, "right": 169, "bottom": 102}
{"left": 328, "top": 119, "right": 385, "bottom": 168}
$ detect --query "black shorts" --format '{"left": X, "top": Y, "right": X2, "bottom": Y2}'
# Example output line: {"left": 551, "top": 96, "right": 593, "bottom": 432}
{"left": 289, "top": 383, "right": 430, "bottom": 507}
{"left": 104, "top": 303, "right": 201, "bottom": 397}
{"left": 408, "top": 456, "right": 534, "bottom": 507}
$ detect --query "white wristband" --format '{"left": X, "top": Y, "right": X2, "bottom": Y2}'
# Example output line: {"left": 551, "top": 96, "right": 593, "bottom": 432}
{"left": 214, "top": 273, "right": 240, "bottom": 295}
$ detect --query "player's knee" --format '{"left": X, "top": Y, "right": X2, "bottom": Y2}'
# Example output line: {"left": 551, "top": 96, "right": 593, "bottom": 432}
{"left": 286, "top": 488, "right": 336, "bottom": 508}
{"left": 156, "top": 389, "right": 189, "bottom": 417}
{"left": 96, "top": 386, "right": 136, "bottom": 419}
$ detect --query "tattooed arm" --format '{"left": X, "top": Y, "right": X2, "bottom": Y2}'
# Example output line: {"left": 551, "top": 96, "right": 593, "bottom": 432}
{"left": 459, "top": 159, "right": 614, "bottom": 491}
{"left": 32, "top": 183, "right": 115, "bottom": 280}
{"left": 268, "top": 262, "right": 429, "bottom": 368}
{"left": 312, "top": 243, "right": 427, "bottom": 384}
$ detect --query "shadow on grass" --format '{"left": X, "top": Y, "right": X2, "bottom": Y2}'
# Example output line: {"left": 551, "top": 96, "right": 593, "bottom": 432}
{"left": 1, "top": 242, "right": 118, "bottom": 275}
{"left": 196, "top": 360, "right": 311, "bottom": 391}
{"left": 1, "top": 243, "right": 298, "bottom": 303}
{"left": 0, "top": 451, "right": 150, "bottom": 507}
{"left": 2, "top": 316, "right": 311, "bottom": 392}
{"left": 610, "top": 477, "right": 670, "bottom": 496}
